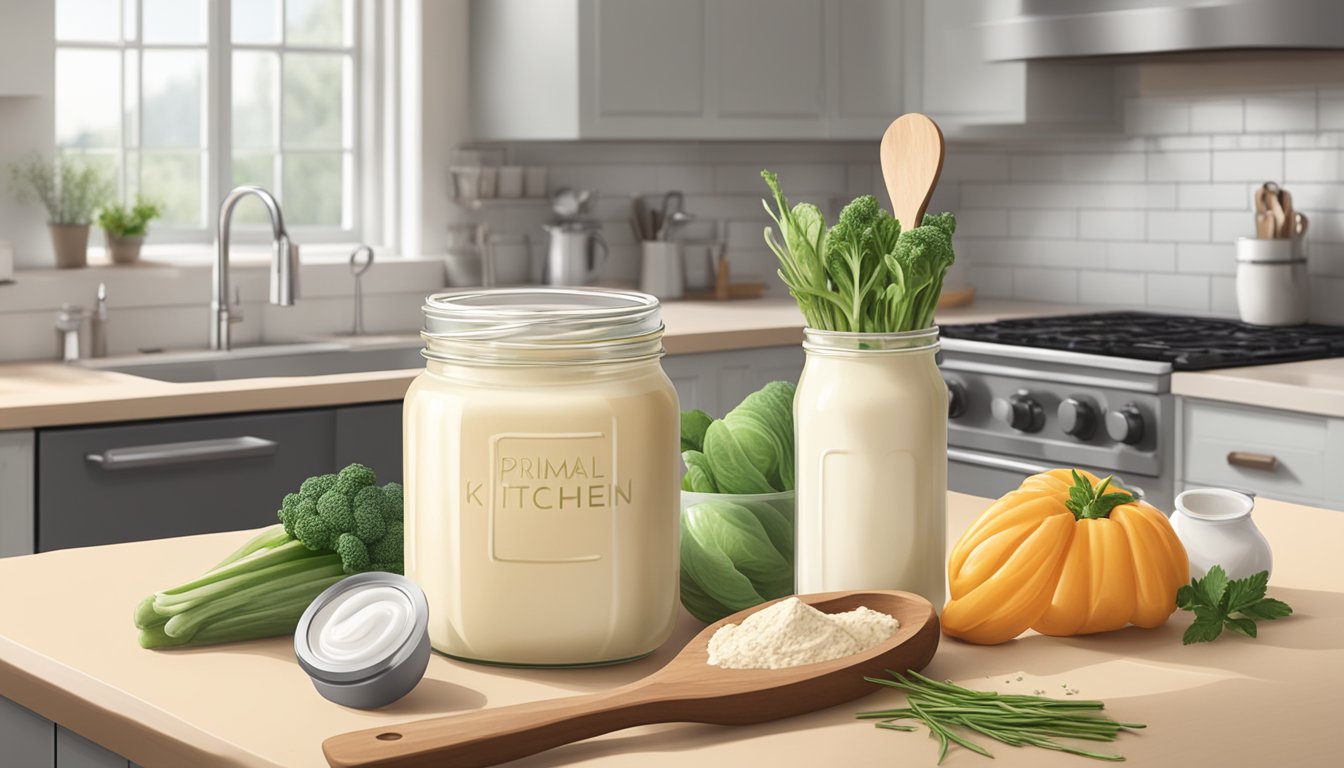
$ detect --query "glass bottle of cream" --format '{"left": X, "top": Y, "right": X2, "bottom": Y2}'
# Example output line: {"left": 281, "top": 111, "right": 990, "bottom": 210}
{"left": 404, "top": 288, "right": 680, "bottom": 666}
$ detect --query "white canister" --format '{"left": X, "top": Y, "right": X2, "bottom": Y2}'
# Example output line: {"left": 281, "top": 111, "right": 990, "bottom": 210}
{"left": 794, "top": 328, "right": 947, "bottom": 605}
{"left": 1170, "top": 488, "right": 1272, "bottom": 580}
{"left": 639, "top": 241, "right": 685, "bottom": 300}
{"left": 1235, "top": 238, "right": 1308, "bottom": 326}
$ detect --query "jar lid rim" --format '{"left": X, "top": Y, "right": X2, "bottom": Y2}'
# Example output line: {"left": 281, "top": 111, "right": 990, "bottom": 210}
{"left": 422, "top": 287, "right": 662, "bottom": 343}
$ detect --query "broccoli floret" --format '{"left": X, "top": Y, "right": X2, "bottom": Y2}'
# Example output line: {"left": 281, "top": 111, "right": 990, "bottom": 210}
{"left": 334, "top": 463, "right": 377, "bottom": 498}
{"left": 294, "top": 510, "right": 334, "bottom": 551}
{"left": 369, "top": 521, "right": 403, "bottom": 564}
{"left": 278, "top": 492, "right": 302, "bottom": 537}
{"left": 352, "top": 486, "right": 389, "bottom": 544}
{"left": 381, "top": 482, "right": 403, "bottom": 519}
{"left": 299, "top": 473, "right": 338, "bottom": 502}
{"left": 922, "top": 211, "right": 957, "bottom": 237}
{"left": 316, "top": 489, "right": 356, "bottom": 531}
{"left": 334, "top": 533, "right": 370, "bottom": 574}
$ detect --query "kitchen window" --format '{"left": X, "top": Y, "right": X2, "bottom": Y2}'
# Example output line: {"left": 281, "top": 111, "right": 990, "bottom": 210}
{"left": 55, "top": 0, "right": 372, "bottom": 246}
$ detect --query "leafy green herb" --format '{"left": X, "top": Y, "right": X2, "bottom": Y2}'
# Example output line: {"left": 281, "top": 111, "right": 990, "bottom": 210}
{"left": 1175, "top": 566, "right": 1292, "bottom": 644}
{"left": 860, "top": 670, "right": 1145, "bottom": 763}
{"left": 761, "top": 170, "right": 956, "bottom": 333}
{"left": 1064, "top": 470, "right": 1136, "bottom": 520}
{"left": 98, "top": 195, "right": 163, "bottom": 237}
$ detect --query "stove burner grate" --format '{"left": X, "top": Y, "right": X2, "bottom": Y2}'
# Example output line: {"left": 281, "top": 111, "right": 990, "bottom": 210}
{"left": 941, "top": 312, "right": 1344, "bottom": 370}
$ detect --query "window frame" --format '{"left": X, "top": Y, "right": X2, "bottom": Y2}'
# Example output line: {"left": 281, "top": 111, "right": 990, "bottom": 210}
{"left": 55, "top": 0, "right": 372, "bottom": 248}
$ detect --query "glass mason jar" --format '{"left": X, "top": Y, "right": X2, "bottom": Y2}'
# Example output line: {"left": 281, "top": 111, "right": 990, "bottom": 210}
{"left": 794, "top": 327, "right": 947, "bottom": 605}
{"left": 403, "top": 288, "right": 680, "bottom": 666}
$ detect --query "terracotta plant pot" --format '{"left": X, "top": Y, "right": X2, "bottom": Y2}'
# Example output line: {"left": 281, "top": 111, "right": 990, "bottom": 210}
{"left": 106, "top": 233, "right": 146, "bottom": 265}
{"left": 48, "top": 224, "right": 90, "bottom": 269}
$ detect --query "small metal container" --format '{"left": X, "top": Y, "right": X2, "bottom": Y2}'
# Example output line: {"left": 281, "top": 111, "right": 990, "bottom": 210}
{"left": 295, "top": 572, "right": 431, "bottom": 709}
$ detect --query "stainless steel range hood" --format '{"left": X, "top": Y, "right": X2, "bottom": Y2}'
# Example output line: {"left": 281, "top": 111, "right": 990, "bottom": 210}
{"left": 982, "top": 0, "right": 1344, "bottom": 62}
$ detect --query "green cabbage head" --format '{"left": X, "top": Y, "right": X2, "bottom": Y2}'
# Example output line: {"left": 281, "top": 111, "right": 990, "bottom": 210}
{"left": 678, "top": 380, "right": 797, "bottom": 622}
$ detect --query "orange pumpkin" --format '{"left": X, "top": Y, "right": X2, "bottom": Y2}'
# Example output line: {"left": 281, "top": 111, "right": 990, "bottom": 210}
{"left": 942, "top": 469, "right": 1189, "bottom": 645}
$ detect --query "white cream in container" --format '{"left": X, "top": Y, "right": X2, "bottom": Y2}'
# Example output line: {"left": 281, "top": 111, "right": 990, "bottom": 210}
{"left": 295, "top": 572, "right": 430, "bottom": 709}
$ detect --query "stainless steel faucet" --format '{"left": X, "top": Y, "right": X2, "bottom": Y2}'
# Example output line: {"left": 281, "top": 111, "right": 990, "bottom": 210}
{"left": 212, "top": 186, "right": 299, "bottom": 351}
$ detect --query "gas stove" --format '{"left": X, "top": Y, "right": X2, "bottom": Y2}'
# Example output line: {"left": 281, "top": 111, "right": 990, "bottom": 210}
{"left": 941, "top": 312, "right": 1344, "bottom": 371}
{"left": 936, "top": 311, "right": 1344, "bottom": 511}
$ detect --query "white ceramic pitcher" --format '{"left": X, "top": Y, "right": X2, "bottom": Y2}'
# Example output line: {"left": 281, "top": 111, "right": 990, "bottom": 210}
{"left": 1171, "top": 488, "right": 1272, "bottom": 580}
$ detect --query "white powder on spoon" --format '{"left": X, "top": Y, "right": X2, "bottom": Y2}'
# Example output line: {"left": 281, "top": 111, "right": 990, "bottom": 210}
{"left": 706, "top": 597, "right": 899, "bottom": 670}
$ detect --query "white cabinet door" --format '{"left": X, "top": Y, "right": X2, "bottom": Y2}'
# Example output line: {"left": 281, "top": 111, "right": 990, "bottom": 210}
{"left": 0, "top": 0, "right": 52, "bottom": 96}
{"left": 828, "top": 0, "right": 909, "bottom": 138}
{"left": 716, "top": 0, "right": 824, "bottom": 123}
{"left": 55, "top": 727, "right": 129, "bottom": 768}
{"left": 594, "top": 0, "right": 704, "bottom": 118}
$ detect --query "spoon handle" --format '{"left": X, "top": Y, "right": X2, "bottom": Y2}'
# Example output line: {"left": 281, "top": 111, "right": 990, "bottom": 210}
{"left": 323, "top": 681, "right": 674, "bottom": 768}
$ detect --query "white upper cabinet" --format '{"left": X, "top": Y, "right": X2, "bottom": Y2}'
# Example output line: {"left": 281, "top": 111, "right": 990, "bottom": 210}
{"left": 470, "top": 0, "right": 913, "bottom": 140}
{"left": 920, "top": 0, "right": 1115, "bottom": 131}
{"left": 0, "top": 0, "right": 53, "bottom": 96}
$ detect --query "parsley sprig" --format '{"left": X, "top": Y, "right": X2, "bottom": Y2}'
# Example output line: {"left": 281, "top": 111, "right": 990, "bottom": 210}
{"left": 1176, "top": 566, "right": 1292, "bottom": 645}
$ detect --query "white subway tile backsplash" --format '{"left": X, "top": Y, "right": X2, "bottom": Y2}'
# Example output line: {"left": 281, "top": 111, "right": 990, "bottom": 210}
{"left": 1009, "top": 209, "right": 1076, "bottom": 239}
{"left": 1281, "top": 183, "right": 1344, "bottom": 213}
{"left": 969, "top": 265, "right": 1014, "bottom": 298}
{"left": 1177, "top": 243, "right": 1237, "bottom": 275}
{"left": 715, "top": 164, "right": 844, "bottom": 194}
{"left": 1211, "top": 210, "right": 1256, "bottom": 242}
{"left": 1211, "top": 134, "right": 1285, "bottom": 150}
{"left": 995, "top": 239, "right": 1106, "bottom": 269}
{"left": 1211, "top": 150, "right": 1284, "bottom": 182}
{"left": 1178, "top": 184, "right": 1251, "bottom": 210}
{"left": 1105, "top": 242, "right": 1175, "bottom": 273}
{"left": 1308, "top": 244, "right": 1344, "bottom": 277}
{"left": 1079, "top": 210, "right": 1144, "bottom": 241}
{"left": 960, "top": 183, "right": 1175, "bottom": 210}
{"left": 1078, "top": 270, "right": 1145, "bottom": 305}
{"left": 1319, "top": 90, "right": 1344, "bottom": 131}
{"left": 1147, "top": 211, "right": 1211, "bottom": 242}
{"left": 1244, "top": 93, "right": 1317, "bottom": 133}
{"left": 1189, "top": 100, "right": 1244, "bottom": 134}
{"left": 1013, "top": 268, "right": 1078, "bottom": 302}
{"left": 1146, "top": 151, "right": 1210, "bottom": 182}
{"left": 1146, "top": 273, "right": 1210, "bottom": 311}
{"left": 1210, "top": 276, "right": 1238, "bottom": 317}
{"left": 1309, "top": 277, "right": 1344, "bottom": 323}
{"left": 1147, "top": 136, "right": 1212, "bottom": 151}
{"left": 1284, "top": 150, "right": 1342, "bottom": 183}
{"left": 956, "top": 209, "right": 1009, "bottom": 238}
{"left": 941, "top": 152, "right": 1009, "bottom": 182}
{"left": 1124, "top": 98, "right": 1191, "bottom": 135}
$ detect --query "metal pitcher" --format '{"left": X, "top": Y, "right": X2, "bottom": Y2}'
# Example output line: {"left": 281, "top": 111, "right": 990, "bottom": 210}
{"left": 543, "top": 223, "right": 608, "bottom": 286}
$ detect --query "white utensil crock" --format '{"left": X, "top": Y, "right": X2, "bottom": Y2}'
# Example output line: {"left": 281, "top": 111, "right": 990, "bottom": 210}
{"left": 1171, "top": 488, "right": 1272, "bottom": 581}
{"left": 1235, "top": 238, "right": 1308, "bottom": 326}
{"left": 639, "top": 241, "right": 685, "bottom": 300}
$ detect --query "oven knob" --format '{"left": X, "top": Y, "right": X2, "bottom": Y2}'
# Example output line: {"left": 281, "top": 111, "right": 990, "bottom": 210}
{"left": 991, "top": 392, "right": 1045, "bottom": 433}
{"left": 1057, "top": 397, "right": 1098, "bottom": 440}
{"left": 1106, "top": 404, "right": 1145, "bottom": 445}
{"left": 946, "top": 379, "right": 968, "bottom": 419}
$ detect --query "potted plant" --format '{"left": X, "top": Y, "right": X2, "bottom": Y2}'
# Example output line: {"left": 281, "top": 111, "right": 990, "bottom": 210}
{"left": 98, "top": 196, "right": 163, "bottom": 265}
{"left": 8, "top": 153, "right": 112, "bottom": 269}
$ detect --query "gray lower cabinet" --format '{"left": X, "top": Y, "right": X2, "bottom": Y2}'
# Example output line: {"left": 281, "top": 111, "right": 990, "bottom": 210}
{"left": 37, "top": 410, "right": 336, "bottom": 551}
{"left": 1179, "top": 398, "right": 1344, "bottom": 510}
{"left": 662, "top": 346, "right": 805, "bottom": 415}
{"left": 336, "top": 402, "right": 403, "bottom": 484}
{"left": 0, "top": 697, "right": 138, "bottom": 768}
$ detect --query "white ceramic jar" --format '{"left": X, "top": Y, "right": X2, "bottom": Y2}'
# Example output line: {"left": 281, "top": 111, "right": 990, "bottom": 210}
{"left": 404, "top": 288, "right": 680, "bottom": 666}
{"left": 1170, "top": 488, "right": 1272, "bottom": 580}
{"left": 1235, "top": 237, "right": 1308, "bottom": 326}
{"left": 794, "top": 328, "right": 947, "bottom": 605}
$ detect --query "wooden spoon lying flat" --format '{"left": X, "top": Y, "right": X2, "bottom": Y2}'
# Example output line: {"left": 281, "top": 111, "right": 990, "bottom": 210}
{"left": 322, "top": 590, "right": 939, "bottom": 768}
{"left": 880, "top": 113, "right": 946, "bottom": 231}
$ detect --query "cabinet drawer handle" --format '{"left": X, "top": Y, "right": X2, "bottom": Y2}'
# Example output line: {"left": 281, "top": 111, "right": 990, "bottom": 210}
{"left": 85, "top": 436, "right": 277, "bottom": 471}
{"left": 1227, "top": 451, "right": 1277, "bottom": 471}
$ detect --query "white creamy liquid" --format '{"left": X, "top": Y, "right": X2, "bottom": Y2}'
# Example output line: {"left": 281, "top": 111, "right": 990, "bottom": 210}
{"left": 794, "top": 340, "right": 947, "bottom": 604}
{"left": 308, "top": 586, "right": 416, "bottom": 670}
{"left": 404, "top": 360, "right": 680, "bottom": 666}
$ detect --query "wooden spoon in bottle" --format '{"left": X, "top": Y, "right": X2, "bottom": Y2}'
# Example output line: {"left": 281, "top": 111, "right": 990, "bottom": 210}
{"left": 880, "top": 113, "right": 946, "bottom": 230}
{"left": 322, "top": 590, "right": 939, "bottom": 768}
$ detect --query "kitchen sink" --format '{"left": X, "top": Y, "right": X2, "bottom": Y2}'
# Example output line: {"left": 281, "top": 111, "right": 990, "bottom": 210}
{"left": 77, "top": 341, "right": 425, "bottom": 383}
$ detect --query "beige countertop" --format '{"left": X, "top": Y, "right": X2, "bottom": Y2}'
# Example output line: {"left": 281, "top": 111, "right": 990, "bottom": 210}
{"left": 0, "top": 299, "right": 1082, "bottom": 431}
{"left": 0, "top": 491, "right": 1336, "bottom": 768}
{"left": 1172, "top": 358, "right": 1344, "bottom": 418}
